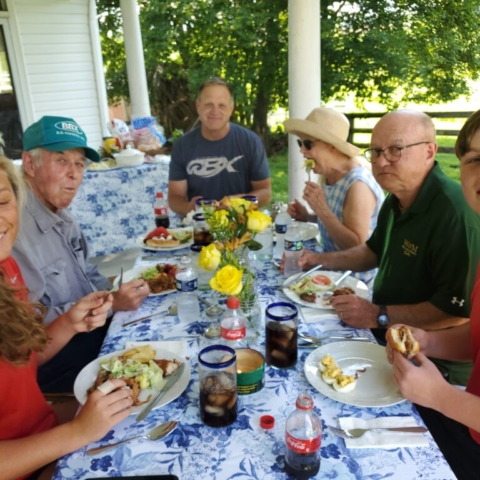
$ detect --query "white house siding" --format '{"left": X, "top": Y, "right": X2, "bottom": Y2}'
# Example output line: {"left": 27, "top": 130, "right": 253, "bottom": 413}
{"left": 12, "top": 0, "right": 104, "bottom": 148}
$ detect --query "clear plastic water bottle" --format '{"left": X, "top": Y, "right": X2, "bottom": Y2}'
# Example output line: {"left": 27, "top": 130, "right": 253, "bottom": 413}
{"left": 154, "top": 192, "right": 170, "bottom": 228}
{"left": 285, "top": 392, "right": 322, "bottom": 479}
{"left": 175, "top": 256, "right": 200, "bottom": 322}
{"left": 284, "top": 222, "right": 303, "bottom": 278}
{"left": 274, "top": 206, "right": 291, "bottom": 259}
{"left": 220, "top": 296, "right": 247, "bottom": 348}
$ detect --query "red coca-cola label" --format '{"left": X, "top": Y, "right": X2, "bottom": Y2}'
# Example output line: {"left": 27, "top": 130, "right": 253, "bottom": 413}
{"left": 154, "top": 207, "right": 168, "bottom": 216}
{"left": 221, "top": 327, "right": 246, "bottom": 340}
{"left": 285, "top": 432, "right": 321, "bottom": 454}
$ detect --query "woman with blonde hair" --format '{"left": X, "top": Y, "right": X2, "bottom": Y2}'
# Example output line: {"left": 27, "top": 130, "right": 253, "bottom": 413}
{"left": 284, "top": 107, "right": 384, "bottom": 284}
{"left": 0, "top": 156, "right": 132, "bottom": 480}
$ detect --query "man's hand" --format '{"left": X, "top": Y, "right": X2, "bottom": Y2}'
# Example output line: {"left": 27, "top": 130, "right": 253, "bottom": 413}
{"left": 391, "top": 350, "right": 448, "bottom": 409}
{"left": 72, "top": 378, "right": 133, "bottom": 443}
{"left": 297, "top": 249, "right": 324, "bottom": 271}
{"left": 64, "top": 291, "right": 113, "bottom": 333}
{"left": 112, "top": 278, "right": 149, "bottom": 312}
{"left": 329, "top": 294, "right": 379, "bottom": 328}
{"left": 287, "top": 199, "right": 309, "bottom": 222}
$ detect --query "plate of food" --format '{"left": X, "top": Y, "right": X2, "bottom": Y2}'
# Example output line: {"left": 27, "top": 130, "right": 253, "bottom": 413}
{"left": 114, "top": 264, "right": 178, "bottom": 296}
{"left": 87, "top": 158, "right": 119, "bottom": 171}
{"left": 74, "top": 345, "right": 191, "bottom": 414}
{"left": 283, "top": 270, "right": 368, "bottom": 310}
{"left": 304, "top": 341, "right": 404, "bottom": 407}
{"left": 136, "top": 226, "right": 194, "bottom": 252}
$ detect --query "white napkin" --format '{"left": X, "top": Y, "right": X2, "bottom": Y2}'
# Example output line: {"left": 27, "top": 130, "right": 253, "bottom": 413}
{"left": 300, "top": 307, "right": 340, "bottom": 324}
{"left": 126, "top": 340, "right": 186, "bottom": 357}
{"left": 338, "top": 416, "right": 429, "bottom": 449}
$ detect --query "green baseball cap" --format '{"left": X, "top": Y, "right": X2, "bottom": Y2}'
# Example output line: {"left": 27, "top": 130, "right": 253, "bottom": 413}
{"left": 23, "top": 116, "right": 101, "bottom": 162}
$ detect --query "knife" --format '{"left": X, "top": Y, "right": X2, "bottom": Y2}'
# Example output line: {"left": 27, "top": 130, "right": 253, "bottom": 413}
{"left": 284, "top": 264, "right": 323, "bottom": 287}
{"left": 136, "top": 363, "right": 185, "bottom": 422}
{"left": 122, "top": 311, "right": 164, "bottom": 327}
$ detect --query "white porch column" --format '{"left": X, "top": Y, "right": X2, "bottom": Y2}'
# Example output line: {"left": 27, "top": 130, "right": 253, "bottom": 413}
{"left": 287, "top": 0, "right": 321, "bottom": 202}
{"left": 119, "top": 0, "right": 151, "bottom": 117}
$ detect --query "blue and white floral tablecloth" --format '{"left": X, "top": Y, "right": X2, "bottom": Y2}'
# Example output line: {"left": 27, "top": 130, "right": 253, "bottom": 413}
{"left": 53, "top": 246, "right": 455, "bottom": 480}
{"left": 69, "top": 160, "right": 170, "bottom": 257}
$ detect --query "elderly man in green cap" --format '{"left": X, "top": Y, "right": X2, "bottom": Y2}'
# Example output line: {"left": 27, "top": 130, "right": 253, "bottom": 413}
{"left": 12, "top": 116, "right": 149, "bottom": 392}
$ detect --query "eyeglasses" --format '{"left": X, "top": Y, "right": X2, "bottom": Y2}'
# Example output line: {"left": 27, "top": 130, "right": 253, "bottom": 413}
{"left": 297, "top": 139, "right": 319, "bottom": 151}
{"left": 364, "top": 141, "right": 430, "bottom": 163}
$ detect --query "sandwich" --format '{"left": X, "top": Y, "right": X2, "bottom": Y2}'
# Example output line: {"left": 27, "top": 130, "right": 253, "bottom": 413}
{"left": 386, "top": 325, "right": 420, "bottom": 359}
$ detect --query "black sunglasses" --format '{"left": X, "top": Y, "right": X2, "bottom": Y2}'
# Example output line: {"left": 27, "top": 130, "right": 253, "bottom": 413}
{"left": 297, "top": 139, "right": 319, "bottom": 150}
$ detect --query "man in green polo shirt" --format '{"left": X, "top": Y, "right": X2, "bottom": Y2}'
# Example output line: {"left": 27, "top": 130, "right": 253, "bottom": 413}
{"left": 298, "top": 109, "right": 480, "bottom": 385}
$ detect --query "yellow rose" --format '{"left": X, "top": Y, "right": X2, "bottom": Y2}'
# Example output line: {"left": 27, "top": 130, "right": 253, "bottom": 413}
{"left": 247, "top": 210, "right": 272, "bottom": 232}
{"left": 210, "top": 265, "right": 243, "bottom": 295}
{"left": 198, "top": 244, "right": 221, "bottom": 271}
{"left": 230, "top": 197, "right": 251, "bottom": 213}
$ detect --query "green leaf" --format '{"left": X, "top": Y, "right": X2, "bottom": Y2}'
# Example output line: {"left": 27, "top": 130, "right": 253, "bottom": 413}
{"left": 246, "top": 239, "right": 262, "bottom": 251}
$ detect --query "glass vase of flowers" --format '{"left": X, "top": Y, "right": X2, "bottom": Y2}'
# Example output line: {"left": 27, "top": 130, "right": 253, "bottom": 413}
{"left": 197, "top": 197, "right": 271, "bottom": 336}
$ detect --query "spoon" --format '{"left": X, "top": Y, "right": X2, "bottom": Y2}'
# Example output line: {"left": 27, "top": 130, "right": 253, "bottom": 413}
{"left": 196, "top": 294, "right": 224, "bottom": 317}
{"left": 86, "top": 420, "right": 177, "bottom": 455}
{"left": 204, "top": 322, "right": 221, "bottom": 339}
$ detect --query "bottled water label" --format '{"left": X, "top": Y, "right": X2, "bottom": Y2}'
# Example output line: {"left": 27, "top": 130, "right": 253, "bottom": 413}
{"left": 285, "top": 239, "right": 303, "bottom": 251}
{"left": 275, "top": 224, "right": 288, "bottom": 234}
{"left": 176, "top": 278, "right": 198, "bottom": 292}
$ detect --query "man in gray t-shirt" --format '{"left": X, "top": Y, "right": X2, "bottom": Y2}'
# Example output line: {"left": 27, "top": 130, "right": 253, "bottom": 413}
{"left": 168, "top": 77, "right": 272, "bottom": 216}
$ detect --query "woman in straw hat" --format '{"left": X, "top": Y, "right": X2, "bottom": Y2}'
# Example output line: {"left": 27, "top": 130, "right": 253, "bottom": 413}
{"left": 284, "top": 107, "right": 384, "bottom": 285}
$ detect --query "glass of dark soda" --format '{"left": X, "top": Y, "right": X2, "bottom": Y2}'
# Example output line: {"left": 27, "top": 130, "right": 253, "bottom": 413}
{"left": 265, "top": 302, "right": 298, "bottom": 369}
{"left": 198, "top": 345, "right": 237, "bottom": 427}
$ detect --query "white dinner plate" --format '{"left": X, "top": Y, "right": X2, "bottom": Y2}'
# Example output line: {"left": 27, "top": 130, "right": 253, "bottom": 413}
{"left": 137, "top": 227, "right": 194, "bottom": 252}
{"left": 283, "top": 270, "right": 368, "bottom": 310}
{"left": 304, "top": 342, "right": 404, "bottom": 407}
{"left": 74, "top": 348, "right": 191, "bottom": 415}
{"left": 114, "top": 266, "right": 176, "bottom": 297}
{"left": 274, "top": 222, "right": 319, "bottom": 242}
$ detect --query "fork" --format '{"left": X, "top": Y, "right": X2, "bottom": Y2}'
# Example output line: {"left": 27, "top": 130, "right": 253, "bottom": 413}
{"left": 107, "top": 266, "right": 123, "bottom": 295}
{"left": 328, "top": 425, "right": 428, "bottom": 439}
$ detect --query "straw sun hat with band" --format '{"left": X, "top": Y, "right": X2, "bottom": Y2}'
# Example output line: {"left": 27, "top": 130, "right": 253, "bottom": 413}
{"left": 284, "top": 107, "right": 360, "bottom": 159}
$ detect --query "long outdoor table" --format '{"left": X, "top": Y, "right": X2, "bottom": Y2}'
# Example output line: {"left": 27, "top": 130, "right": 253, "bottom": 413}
{"left": 52, "top": 244, "right": 455, "bottom": 480}
{"left": 69, "top": 159, "right": 170, "bottom": 258}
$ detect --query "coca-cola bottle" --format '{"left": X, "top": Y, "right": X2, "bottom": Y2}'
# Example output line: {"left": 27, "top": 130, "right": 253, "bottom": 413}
{"left": 220, "top": 296, "right": 246, "bottom": 348}
{"left": 154, "top": 192, "right": 170, "bottom": 228}
{"left": 285, "top": 392, "right": 322, "bottom": 479}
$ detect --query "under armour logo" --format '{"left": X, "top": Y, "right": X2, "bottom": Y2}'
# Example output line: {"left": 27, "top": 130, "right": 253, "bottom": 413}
{"left": 451, "top": 297, "right": 465, "bottom": 307}
{"left": 187, "top": 156, "right": 243, "bottom": 178}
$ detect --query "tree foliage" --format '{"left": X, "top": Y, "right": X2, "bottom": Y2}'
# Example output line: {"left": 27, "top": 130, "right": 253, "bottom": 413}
{"left": 96, "top": 0, "right": 480, "bottom": 140}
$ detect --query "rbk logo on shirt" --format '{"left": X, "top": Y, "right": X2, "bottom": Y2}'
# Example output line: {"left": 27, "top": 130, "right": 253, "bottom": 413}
{"left": 402, "top": 238, "right": 419, "bottom": 257}
{"left": 187, "top": 156, "right": 243, "bottom": 178}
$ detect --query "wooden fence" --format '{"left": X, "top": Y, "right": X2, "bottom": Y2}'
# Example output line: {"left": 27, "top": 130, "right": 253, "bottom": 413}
{"left": 345, "top": 111, "right": 474, "bottom": 153}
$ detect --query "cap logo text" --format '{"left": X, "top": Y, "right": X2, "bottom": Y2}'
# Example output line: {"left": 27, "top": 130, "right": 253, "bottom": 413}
{"left": 55, "top": 121, "right": 81, "bottom": 134}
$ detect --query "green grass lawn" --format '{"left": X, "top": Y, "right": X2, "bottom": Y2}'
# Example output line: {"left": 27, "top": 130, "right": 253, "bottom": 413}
{"left": 269, "top": 135, "right": 460, "bottom": 204}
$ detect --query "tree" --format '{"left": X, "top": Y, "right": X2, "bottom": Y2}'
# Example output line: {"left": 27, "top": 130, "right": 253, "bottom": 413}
{"left": 96, "top": 0, "right": 480, "bottom": 144}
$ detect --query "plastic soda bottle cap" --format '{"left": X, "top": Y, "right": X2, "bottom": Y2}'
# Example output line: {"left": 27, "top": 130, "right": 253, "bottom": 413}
{"left": 226, "top": 296, "right": 240, "bottom": 309}
{"left": 260, "top": 415, "right": 275, "bottom": 429}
